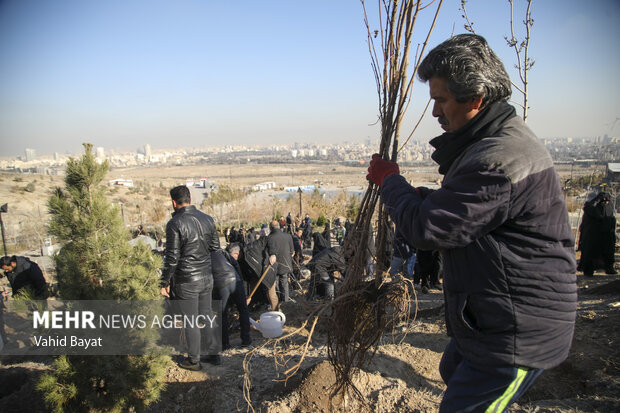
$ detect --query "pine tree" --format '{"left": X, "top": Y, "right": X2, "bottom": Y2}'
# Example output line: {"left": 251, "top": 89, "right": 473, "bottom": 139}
{"left": 37, "top": 143, "right": 170, "bottom": 412}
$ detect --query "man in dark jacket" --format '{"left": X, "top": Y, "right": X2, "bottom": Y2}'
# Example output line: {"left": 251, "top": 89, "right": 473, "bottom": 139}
{"left": 160, "top": 185, "right": 221, "bottom": 370}
{"left": 286, "top": 212, "right": 293, "bottom": 233}
{"left": 211, "top": 244, "right": 251, "bottom": 350}
{"left": 239, "top": 236, "right": 278, "bottom": 310}
{"left": 292, "top": 227, "right": 304, "bottom": 278}
{"left": 266, "top": 221, "right": 295, "bottom": 303}
{"left": 246, "top": 227, "right": 258, "bottom": 244}
{"left": 367, "top": 34, "right": 577, "bottom": 412}
{"left": 292, "top": 228, "right": 304, "bottom": 261}
{"left": 301, "top": 214, "right": 312, "bottom": 249}
{"left": 306, "top": 246, "right": 345, "bottom": 300}
{"left": 1, "top": 255, "right": 47, "bottom": 299}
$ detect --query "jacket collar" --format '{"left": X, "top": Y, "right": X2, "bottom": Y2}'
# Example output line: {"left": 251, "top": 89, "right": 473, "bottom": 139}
{"left": 172, "top": 204, "right": 196, "bottom": 217}
{"left": 430, "top": 101, "right": 516, "bottom": 175}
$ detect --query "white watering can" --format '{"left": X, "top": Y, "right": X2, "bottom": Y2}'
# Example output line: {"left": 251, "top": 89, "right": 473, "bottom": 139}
{"left": 249, "top": 311, "right": 286, "bottom": 338}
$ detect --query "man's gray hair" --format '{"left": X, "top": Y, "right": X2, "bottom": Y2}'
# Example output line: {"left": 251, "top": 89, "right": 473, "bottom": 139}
{"left": 418, "top": 34, "right": 511, "bottom": 107}
{"left": 227, "top": 243, "right": 241, "bottom": 255}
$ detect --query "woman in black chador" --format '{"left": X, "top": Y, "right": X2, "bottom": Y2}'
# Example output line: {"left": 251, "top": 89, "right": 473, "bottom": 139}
{"left": 579, "top": 192, "right": 617, "bottom": 276}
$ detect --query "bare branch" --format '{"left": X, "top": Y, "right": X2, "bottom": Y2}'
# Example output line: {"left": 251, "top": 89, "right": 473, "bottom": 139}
{"left": 506, "top": 0, "right": 534, "bottom": 121}
{"left": 460, "top": 0, "right": 476, "bottom": 33}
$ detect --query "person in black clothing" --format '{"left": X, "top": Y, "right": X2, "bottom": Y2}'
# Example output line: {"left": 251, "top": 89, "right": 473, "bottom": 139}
{"left": 322, "top": 221, "right": 332, "bottom": 246}
{"left": 237, "top": 227, "right": 247, "bottom": 247}
{"left": 239, "top": 236, "right": 278, "bottom": 310}
{"left": 306, "top": 246, "right": 346, "bottom": 300}
{"left": 579, "top": 192, "right": 617, "bottom": 276}
{"left": 414, "top": 250, "right": 442, "bottom": 293}
{"left": 344, "top": 218, "right": 352, "bottom": 237}
{"left": 211, "top": 244, "right": 251, "bottom": 350}
{"left": 312, "top": 232, "right": 329, "bottom": 256}
{"left": 292, "top": 228, "right": 304, "bottom": 277}
{"left": 266, "top": 221, "right": 295, "bottom": 303}
{"left": 286, "top": 212, "right": 293, "bottom": 233}
{"left": 1, "top": 255, "right": 48, "bottom": 299}
{"left": 246, "top": 227, "right": 258, "bottom": 244}
{"left": 301, "top": 215, "right": 312, "bottom": 249}
{"left": 228, "top": 227, "right": 239, "bottom": 244}
{"left": 292, "top": 228, "right": 304, "bottom": 259}
{"left": 160, "top": 185, "right": 221, "bottom": 370}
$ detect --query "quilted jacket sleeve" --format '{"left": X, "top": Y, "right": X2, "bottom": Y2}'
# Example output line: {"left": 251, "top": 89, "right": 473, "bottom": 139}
{"left": 381, "top": 170, "right": 512, "bottom": 251}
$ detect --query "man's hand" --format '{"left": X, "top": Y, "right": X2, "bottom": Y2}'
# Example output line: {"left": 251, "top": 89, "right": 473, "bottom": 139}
{"left": 367, "top": 154, "right": 399, "bottom": 187}
{"left": 160, "top": 286, "right": 170, "bottom": 298}
{"left": 269, "top": 254, "right": 277, "bottom": 266}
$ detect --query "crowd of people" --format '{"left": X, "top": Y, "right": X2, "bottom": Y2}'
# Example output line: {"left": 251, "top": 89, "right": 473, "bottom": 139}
{"left": 222, "top": 214, "right": 351, "bottom": 250}
{"left": 159, "top": 184, "right": 368, "bottom": 370}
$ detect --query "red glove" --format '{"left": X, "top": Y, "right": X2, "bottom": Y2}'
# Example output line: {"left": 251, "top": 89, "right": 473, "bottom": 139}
{"left": 366, "top": 154, "right": 399, "bottom": 187}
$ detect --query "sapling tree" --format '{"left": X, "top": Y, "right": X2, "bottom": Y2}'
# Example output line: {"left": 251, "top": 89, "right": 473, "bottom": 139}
{"left": 37, "top": 143, "right": 169, "bottom": 412}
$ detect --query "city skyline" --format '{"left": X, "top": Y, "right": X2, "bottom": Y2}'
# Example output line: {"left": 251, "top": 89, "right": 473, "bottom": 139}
{"left": 1, "top": 0, "right": 619, "bottom": 157}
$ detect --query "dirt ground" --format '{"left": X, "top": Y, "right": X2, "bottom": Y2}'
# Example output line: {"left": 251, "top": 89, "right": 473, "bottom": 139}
{"left": 2, "top": 266, "right": 618, "bottom": 413}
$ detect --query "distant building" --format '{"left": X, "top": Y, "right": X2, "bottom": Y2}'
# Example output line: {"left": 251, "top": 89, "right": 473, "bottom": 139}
{"left": 144, "top": 144, "right": 151, "bottom": 159}
{"left": 252, "top": 182, "right": 277, "bottom": 191}
{"left": 96, "top": 147, "right": 105, "bottom": 160}
{"left": 284, "top": 185, "right": 315, "bottom": 192}
{"left": 25, "top": 148, "right": 36, "bottom": 162}
{"left": 195, "top": 178, "right": 213, "bottom": 188}
{"left": 605, "top": 163, "right": 620, "bottom": 183}
{"left": 109, "top": 178, "right": 134, "bottom": 187}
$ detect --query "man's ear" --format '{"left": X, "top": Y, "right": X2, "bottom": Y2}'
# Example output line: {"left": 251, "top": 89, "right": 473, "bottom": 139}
{"left": 171, "top": 199, "right": 178, "bottom": 209}
{"left": 470, "top": 96, "right": 483, "bottom": 111}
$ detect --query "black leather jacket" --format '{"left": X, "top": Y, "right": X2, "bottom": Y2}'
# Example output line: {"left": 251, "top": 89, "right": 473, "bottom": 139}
{"left": 161, "top": 205, "right": 220, "bottom": 287}
{"left": 211, "top": 249, "right": 239, "bottom": 290}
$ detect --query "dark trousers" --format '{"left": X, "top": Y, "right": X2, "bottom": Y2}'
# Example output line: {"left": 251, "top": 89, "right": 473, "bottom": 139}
{"left": 215, "top": 279, "right": 251, "bottom": 348}
{"left": 276, "top": 272, "right": 290, "bottom": 302}
{"left": 173, "top": 278, "right": 218, "bottom": 363}
{"left": 439, "top": 339, "right": 543, "bottom": 413}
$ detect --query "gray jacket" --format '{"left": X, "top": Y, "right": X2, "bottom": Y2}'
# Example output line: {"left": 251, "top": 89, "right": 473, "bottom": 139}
{"left": 382, "top": 106, "right": 577, "bottom": 369}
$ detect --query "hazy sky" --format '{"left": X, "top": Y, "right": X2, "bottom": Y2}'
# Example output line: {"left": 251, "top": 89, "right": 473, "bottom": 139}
{"left": 1, "top": 0, "right": 619, "bottom": 157}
